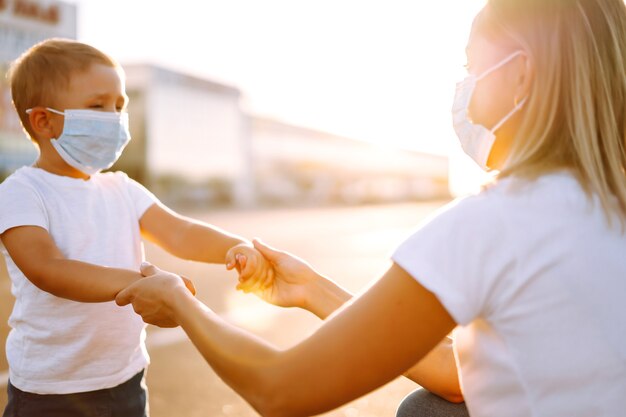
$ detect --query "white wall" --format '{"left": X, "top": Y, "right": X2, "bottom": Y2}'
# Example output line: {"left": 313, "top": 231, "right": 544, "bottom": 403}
{"left": 146, "top": 83, "right": 245, "bottom": 181}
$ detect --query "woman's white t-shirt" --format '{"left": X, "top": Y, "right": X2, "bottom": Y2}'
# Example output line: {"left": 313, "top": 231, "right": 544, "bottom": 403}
{"left": 393, "top": 172, "right": 626, "bottom": 417}
{"left": 0, "top": 167, "right": 158, "bottom": 394}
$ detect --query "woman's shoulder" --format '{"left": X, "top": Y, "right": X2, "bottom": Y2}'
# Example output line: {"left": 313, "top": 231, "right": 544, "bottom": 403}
{"left": 422, "top": 172, "right": 582, "bottom": 235}
{"left": 431, "top": 186, "right": 504, "bottom": 226}
{"left": 461, "top": 171, "right": 583, "bottom": 209}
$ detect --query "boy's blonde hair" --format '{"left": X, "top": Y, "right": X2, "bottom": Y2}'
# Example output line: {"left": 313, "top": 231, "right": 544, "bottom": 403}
{"left": 8, "top": 38, "right": 119, "bottom": 140}
{"left": 484, "top": 0, "right": 626, "bottom": 224}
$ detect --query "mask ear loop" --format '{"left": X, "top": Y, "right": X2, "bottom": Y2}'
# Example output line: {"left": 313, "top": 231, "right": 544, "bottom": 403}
{"left": 484, "top": 51, "right": 530, "bottom": 134}
{"left": 24, "top": 107, "right": 65, "bottom": 116}
{"left": 24, "top": 108, "right": 66, "bottom": 142}
{"left": 476, "top": 50, "right": 525, "bottom": 82}
{"left": 490, "top": 96, "right": 528, "bottom": 134}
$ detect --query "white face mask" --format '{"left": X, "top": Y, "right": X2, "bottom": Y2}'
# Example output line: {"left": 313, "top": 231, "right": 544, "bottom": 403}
{"left": 452, "top": 51, "right": 527, "bottom": 170}
{"left": 27, "top": 107, "right": 131, "bottom": 175}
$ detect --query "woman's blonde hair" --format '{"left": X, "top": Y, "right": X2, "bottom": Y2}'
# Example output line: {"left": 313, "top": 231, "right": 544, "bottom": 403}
{"left": 8, "top": 38, "right": 119, "bottom": 140}
{"left": 485, "top": 0, "right": 626, "bottom": 224}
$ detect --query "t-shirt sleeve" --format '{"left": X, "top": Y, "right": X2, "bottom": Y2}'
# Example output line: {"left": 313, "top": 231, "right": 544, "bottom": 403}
{"left": 392, "top": 195, "right": 513, "bottom": 325}
{"left": 119, "top": 173, "right": 160, "bottom": 219}
{"left": 0, "top": 177, "right": 48, "bottom": 234}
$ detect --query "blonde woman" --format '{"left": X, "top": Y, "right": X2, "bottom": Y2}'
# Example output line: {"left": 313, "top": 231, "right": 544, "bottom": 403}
{"left": 116, "top": 0, "right": 626, "bottom": 416}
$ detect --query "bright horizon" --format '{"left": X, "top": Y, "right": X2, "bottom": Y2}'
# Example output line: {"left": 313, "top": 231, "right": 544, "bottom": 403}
{"left": 70, "top": 0, "right": 485, "bottom": 157}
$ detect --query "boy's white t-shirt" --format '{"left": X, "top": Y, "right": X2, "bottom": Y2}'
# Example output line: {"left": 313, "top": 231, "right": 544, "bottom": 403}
{"left": 393, "top": 172, "right": 626, "bottom": 417}
{"left": 0, "top": 166, "right": 158, "bottom": 394}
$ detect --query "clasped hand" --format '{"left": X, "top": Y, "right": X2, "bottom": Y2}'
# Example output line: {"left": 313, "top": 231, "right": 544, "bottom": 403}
{"left": 116, "top": 239, "right": 323, "bottom": 328}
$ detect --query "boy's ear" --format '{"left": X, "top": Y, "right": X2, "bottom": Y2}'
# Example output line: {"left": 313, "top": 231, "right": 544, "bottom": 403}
{"left": 27, "top": 108, "right": 59, "bottom": 141}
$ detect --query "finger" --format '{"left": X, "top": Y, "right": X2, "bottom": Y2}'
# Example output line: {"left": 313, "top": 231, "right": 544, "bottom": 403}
{"left": 237, "top": 275, "right": 256, "bottom": 293}
{"left": 236, "top": 280, "right": 251, "bottom": 293}
{"left": 181, "top": 276, "right": 197, "bottom": 296}
{"left": 238, "top": 255, "right": 248, "bottom": 271}
{"left": 115, "top": 287, "right": 133, "bottom": 306}
{"left": 262, "top": 267, "right": 275, "bottom": 290}
{"left": 247, "top": 270, "right": 266, "bottom": 294}
{"left": 140, "top": 261, "right": 159, "bottom": 277}
{"left": 240, "top": 256, "right": 256, "bottom": 279}
{"left": 229, "top": 254, "right": 240, "bottom": 274}
{"left": 247, "top": 279, "right": 263, "bottom": 294}
{"left": 225, "top": 252, "right": 236, "bottom": 270}
{"left": 252, "top": 239, "right": 284, "bottom": 263}
{"left": 236, "top": 275, "right": 257, "bottom": 293}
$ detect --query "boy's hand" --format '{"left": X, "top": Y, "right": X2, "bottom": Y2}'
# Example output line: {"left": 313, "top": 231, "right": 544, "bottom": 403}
{"left": 225, "top": 243, "right": 274, "bottom": 292}
{"left": 231, "top": 239, "right": 327, "bottom": 309}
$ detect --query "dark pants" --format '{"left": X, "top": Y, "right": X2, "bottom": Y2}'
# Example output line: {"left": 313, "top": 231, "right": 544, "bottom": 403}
{"left": 396, "top": 388, "right": 470, "bottom": 417}
{"left": 2, "top": 370, "right": 148, "bottom": 417}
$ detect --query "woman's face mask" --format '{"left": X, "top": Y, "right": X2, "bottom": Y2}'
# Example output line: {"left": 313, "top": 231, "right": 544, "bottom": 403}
{"left": 27, "top": 107, "right": 131, "bottom": 175}
{"left": 452, "top": 50, "right": 527, "bottom": 171}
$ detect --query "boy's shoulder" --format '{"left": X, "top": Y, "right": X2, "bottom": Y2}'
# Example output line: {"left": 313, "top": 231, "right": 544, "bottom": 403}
{"left": 0, "top": 168, "right": 154, "bottom": 206}
{"left": 0, "top": 168, "right": 133, "bottom": 199}
{"left": 0, "top": 167, "right": 39, "bottom": 194}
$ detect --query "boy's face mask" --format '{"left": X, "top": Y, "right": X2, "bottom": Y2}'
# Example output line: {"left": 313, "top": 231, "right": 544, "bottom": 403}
{"left": 27, "top": 107, "right": 131, "bottom": 175}
{"left": 452, "top": 50, "right": 527, "bottom": 171}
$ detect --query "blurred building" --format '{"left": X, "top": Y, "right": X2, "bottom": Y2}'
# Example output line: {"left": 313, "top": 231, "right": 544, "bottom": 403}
{"left": 119, "top": 63, "right": 449, "bottom": 207}
{"left": 117, "top": 64, "right": 253, "bottom": 206}
{"left": 0, "top": 0, "right": 77, "bottom": 177}
{"left": 251, "top": 117, "right": 449, "bottom": 205}
{"left": 0, "top": 2, "right": 449, "bottom": 206}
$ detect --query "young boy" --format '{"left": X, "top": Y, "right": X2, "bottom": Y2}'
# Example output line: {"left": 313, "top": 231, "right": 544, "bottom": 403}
{"left": 0, "top": 38, "right": 268, "bottom": 417}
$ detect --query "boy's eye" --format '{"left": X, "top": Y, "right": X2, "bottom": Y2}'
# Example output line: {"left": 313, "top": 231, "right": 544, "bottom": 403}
{"left": 89, "top": 104, "right": 103, "bottom": 109}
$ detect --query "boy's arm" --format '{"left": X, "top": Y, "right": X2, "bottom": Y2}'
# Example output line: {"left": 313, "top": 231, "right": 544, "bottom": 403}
{"left": 139, "top": 202, "right": 247, "bottom": 264}
{"left": 1, "top": 226, "right": 143, "bottom": 302}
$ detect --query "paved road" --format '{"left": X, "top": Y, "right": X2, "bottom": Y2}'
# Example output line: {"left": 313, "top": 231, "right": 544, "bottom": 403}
{"left": 0, "top": 201, "right": 448, "bottom": 416}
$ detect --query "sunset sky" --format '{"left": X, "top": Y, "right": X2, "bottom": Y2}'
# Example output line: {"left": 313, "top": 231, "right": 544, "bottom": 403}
{"left": 68, "top": 0, "right": 485, "bottom": 158}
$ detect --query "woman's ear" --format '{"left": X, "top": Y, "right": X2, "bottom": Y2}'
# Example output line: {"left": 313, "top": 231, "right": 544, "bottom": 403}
{"left": 27, "top": 108, "right": 59, "bottom": 142}
{"left": 515, "top": 52, "right": 534, "bottom": 103}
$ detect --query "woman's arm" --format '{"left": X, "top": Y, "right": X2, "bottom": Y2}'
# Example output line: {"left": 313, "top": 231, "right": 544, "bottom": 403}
{"left": 116, "top": 262, "right": 456, "bottom": 417}
{"left": 404, "top": 336, "right": 463, "bottom": 403}
{"left": 237, "top": 240, "right": 463, "bottom": 403}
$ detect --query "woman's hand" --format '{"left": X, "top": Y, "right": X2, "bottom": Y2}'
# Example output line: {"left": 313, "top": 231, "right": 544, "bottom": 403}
{"left": 236, "top": 239, "right": 351, "bottom": 319}
{"left": 116, "top": 263, "right": 194, "bottom": 327}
